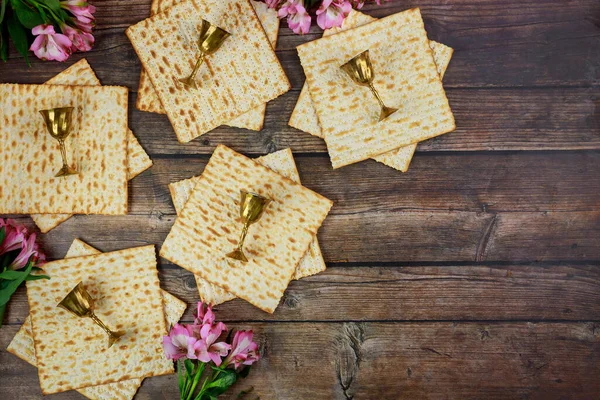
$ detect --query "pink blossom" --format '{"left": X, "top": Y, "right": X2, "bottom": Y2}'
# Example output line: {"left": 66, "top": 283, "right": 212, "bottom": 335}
{"left": 73, "top": 18, "right": 94, "bottom": 34}
{"left": 60, "top": 24, "right": 94, "bottom": 52}
{"left": 187, "top": 322, "right": 230, "bottom": 366}
{"left": 61, "top": 1, "right": 97, "bottom": 24}
{"left": 265, "top": 0, "right": 281, "bottom": 8}
{"left": 163, "top": 323, "right": 192, "bottom": 360}
{"left": 316, "top": 0, "right": 352, "bottom": 30}
{"left": 195, "top": 302, "right": 215, "bottom": 326}
{"left": 9, "top": 233, "right": 44, "bottom": 270}
{"left": 223, "top": 330, "right": 259, "bottom": 370}
{"left": 278, "top": 0, "right": 311, "bottom": 35}
{"left": 0, "top": 220, "right": 25, "bottom": 255}
{"left": 30, "top": 25, "right": 72, "bottom": 62}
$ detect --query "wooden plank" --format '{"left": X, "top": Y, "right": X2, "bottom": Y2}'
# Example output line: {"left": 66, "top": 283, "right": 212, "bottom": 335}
{"left": 129, "top": 152, "right": 600, "bottom": 215}
{"left": 2, "top": 322, "right": 599, "bottom": 399}
{"left": 3, "top": 264, "right": 600, "bottom": 325}
{"left": 1, "top": 1, "right": 598, "bottom": 89}
{"left": 4, "top": 211, "right": 599, "bottom": 264}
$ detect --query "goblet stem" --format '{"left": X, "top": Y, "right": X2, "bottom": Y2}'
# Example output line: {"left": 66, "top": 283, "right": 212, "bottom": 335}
{"left": 237, "top": 223, "right": 250, "bottom": 253}
{"left": 227, "top": 222, "right": 250, "bottom": 262}
{"left": 368, "top": 83, "right": 398, "bottom": 122}
{"left": 179, "top": 53, "right": 205, "bottom": 89}
{"left": 58, "top": 139, "right": 69, "bottom": 171}
{"left": 89, "top": 312, "right": 122, "bottom": 347}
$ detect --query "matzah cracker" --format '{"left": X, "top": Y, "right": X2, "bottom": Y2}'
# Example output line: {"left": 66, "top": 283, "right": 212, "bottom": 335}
{"left": 168, "top": 149, "right": 327, "bottom": 305}
{"left": 297, "top": 8, "right": 455, "bottom": 168}
{"left": 160, "top": 145, "right": 332, "bottom": 313}
{"left": 7, "top": 239, "right": 186, "bottom": 400}
{"left": 289, "top": 10, "right": 453, "bottom": 172}
{"left": 26, "top": 245, "right": 173, "bottom": 395}
{"left": 126, "top": 0, "right": 290, "bottom": 143}
{"left": 0, "top": 83, "right": 129, "bottom": 214}
{"left": 137, "top": 0, "right": 279, "bottom": 132}
{"left": 31, "top": 60, "right": 153, "bottom": 233}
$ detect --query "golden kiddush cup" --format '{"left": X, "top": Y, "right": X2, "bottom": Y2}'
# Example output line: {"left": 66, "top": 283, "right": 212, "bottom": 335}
{"left": 340, "top": 49, "right": 398, "bottom": 122}
{"left": 226, "top": 190, "right": 272, "bottom": 263}
{"left": 57, "top": 282, "right": 125, "bottom": 348}
{"left": 179, "top": 19, "right": 231, "bottom": 89}
{"left": 39, "top": 107, "right": 78, "bottom": 177}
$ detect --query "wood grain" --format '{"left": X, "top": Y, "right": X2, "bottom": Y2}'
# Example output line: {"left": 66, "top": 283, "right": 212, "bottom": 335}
{"left": 2, "top": 322, "right": 599, "bottom": 399}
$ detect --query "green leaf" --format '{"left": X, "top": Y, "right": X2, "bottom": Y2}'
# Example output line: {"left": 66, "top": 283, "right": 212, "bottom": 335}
{"left": 39, "top": 0, "right": 60, "bottom": 12}
{"left": 7, "top": 12, "right": 30, "bottom": 65}
{"left": 0, "top": 0, "right": 7, "bottom": 25}
{"left": 0, "top": 261, "right": 32, "bottom": 306}
{"left": 238, "top": 365, "right": 252, "bottom": 379}
{"left": 184, "top": 359, "right": 195, "bottom": 377}
{"left": 15, "top": 6, "right": 44, "bottom": 29}
{"left": 0, "top": 22, "right": 7, "bottom": 62}
{"left": 0, "top": 226, "right": 5, "bottom": 244}
{"left": 0, "top": 269, "right": 29, "bottom": 280}
{"left": 237, "top": 386, "right": 254, "bottom": 398}
{"left": 203, "top": 369, "right": 237, "bottom": 397}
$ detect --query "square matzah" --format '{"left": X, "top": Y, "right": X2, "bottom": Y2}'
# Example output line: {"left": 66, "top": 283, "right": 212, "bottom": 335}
{"left": 137, "top": 0, "right": 280, "bottom": 132}
{"left": 289, "top": 10, "right": 453, "bottom": 172}
{"left": 26, "top": 245, "right": 173, "bottom": 395}
{"left": 160, "top": 145, "right": 333, "bottom": 313}
{"left": 168, "top": 148, "right": 327, "bottom": 306}
{"left": 297, "top": 8, "right": 455, "bottom": 168}
{"left": 126, "top": 0, "right": 290, "bottom": 143}
{"left": 0, "top": 83, "right": 129, "bottom": 214}
{"left": 31, "top": 59, "right": 153, "bottom": 233}
{"left": 8, "top": 239, "right": 186, "bottom": 400}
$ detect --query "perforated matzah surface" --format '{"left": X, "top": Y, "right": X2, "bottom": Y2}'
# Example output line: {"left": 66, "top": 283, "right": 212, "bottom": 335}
{"left": 297, "top": 8, "right": 455, "bottom": 168}
{"left": 136, "top": 0, "right": 280, "bottom": 132}
{"left": 168, "top": 148, "right": 327, "bottom": 305}
{"left": 30, "top": 60, "right": 152, "bottom": 233}
{"left": 8, "top": 239, "right": 186, "bottom": 400}
{"left": 161, "top": 145, "right": 332, "bottom": 313}
{"left": 26, "top": 245, "right": 173, "bottom": 395}
{"left": 127, "top": 0, "right": 290, "bottom": 142}
{"left": 0, "top": 83, "right": 129, "bottom": 214}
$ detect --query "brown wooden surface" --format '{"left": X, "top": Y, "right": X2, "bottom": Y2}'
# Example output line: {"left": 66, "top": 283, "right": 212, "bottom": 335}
{"left": 0, "top": 0, "right": 599, "bottom": 399}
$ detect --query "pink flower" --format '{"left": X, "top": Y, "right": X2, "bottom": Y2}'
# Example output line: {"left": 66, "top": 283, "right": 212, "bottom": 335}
{"left": 61, "top": 1, "right": 96, "bottom": 24}
{"left": 265, "top": 0, "right": 281, "bottom": 8}
{"left": 29, "top": 25, "right": 72, "bottom": 62}
{"left": 195, "top": 302, "right": 215, "bottom": 326}
{"left": 316, "top": 0, "right": 352, "bottom": 30}
{"left": 0, "top": 220, "right": 25, "bottom": 255}
{"left": 9, "top": 233, "right": 44, "bottom": 270}
{"left": 163, "top": 323, "right": 192, "bottom": 360}
{"left": 187, "top": 322, "right": 230, "bottom": 366}
{"left": 278, "top": 0, "right": 311, "bottom": 35}
{"left": 61, "top": 24, "right": 94, "bottom": 52}
{"left": 223, "top": 330, "right": 259, "bottom": 370}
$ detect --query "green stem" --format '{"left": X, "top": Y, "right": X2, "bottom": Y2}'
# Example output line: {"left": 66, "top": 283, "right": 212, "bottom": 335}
{"left": 0, "top": 302, "right": 6, "bottom": 328}
{"left": 195, "top": 369, "right": 222, "bottom": 400}
{"left": 186, "top": 363, "right": 205, "bottom": 400}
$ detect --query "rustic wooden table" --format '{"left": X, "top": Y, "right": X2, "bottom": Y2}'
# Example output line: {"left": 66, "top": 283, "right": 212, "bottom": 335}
{"left": 1, "top": 1, "right": 599, "bottom": 399}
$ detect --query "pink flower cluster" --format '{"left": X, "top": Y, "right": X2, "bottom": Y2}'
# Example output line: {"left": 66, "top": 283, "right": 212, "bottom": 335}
{"left": 163, "top": 302, "right": 259, "bottom": 370}
{"left": 267, "top": 0, "right": 384, "bottom": 35}
{"left": 0, "top": 219, "right": 45, "bottom": 270}
{"left": 29, "top": 1, "right": 96, "bottom": 62}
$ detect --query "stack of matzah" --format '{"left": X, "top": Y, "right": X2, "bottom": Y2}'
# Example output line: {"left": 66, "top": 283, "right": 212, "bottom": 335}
{"left": 160, "top": 145, "right": 333, "bottom": 313}
{"left": 0, "top": 59, "right": 152, "bottom": 233}
{"left": 6, "top": 240, "right": 186, "bottom": 398}
{"left": 127, "top": 0, "right": 290, "bottom": 141}
{"left": 291, "top": 8, "right": 455, "bottom": 171}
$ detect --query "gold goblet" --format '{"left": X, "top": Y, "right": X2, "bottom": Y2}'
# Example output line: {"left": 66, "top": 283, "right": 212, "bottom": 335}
{"left": 39, "top": 107, "right": 78, "bottom": 177}
{"left": 179, "top": 19, "right": 231, "bottom": 90}
{"left": 226, "top": 190, "right": 271, "bottom": 263}
{"left": 340, "top": 49, "right": 398, "bottom": 122}
{"left": 57, "top": 282, "right": 125, "bottom": 348}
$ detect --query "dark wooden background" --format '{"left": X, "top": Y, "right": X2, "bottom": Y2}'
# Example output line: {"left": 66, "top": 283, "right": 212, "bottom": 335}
{"left": 1, "top": 0, "right": 600, "bottom": 398}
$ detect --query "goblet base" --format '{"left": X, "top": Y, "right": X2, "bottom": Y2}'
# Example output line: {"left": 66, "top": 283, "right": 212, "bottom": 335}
{"left": 379, "top": 105, "right": 398, "bottom": 122}
{"left": 107, "top": 330, "right": 126, "bottom": 348}
{"left": 178, "top": 76, "right": 199, "bottom": 90}
{"left": 226, "top": 248, "right": 249, "bottom": 263}
{"left": 55, "top": 165, "right": 79, "bottom": 177}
